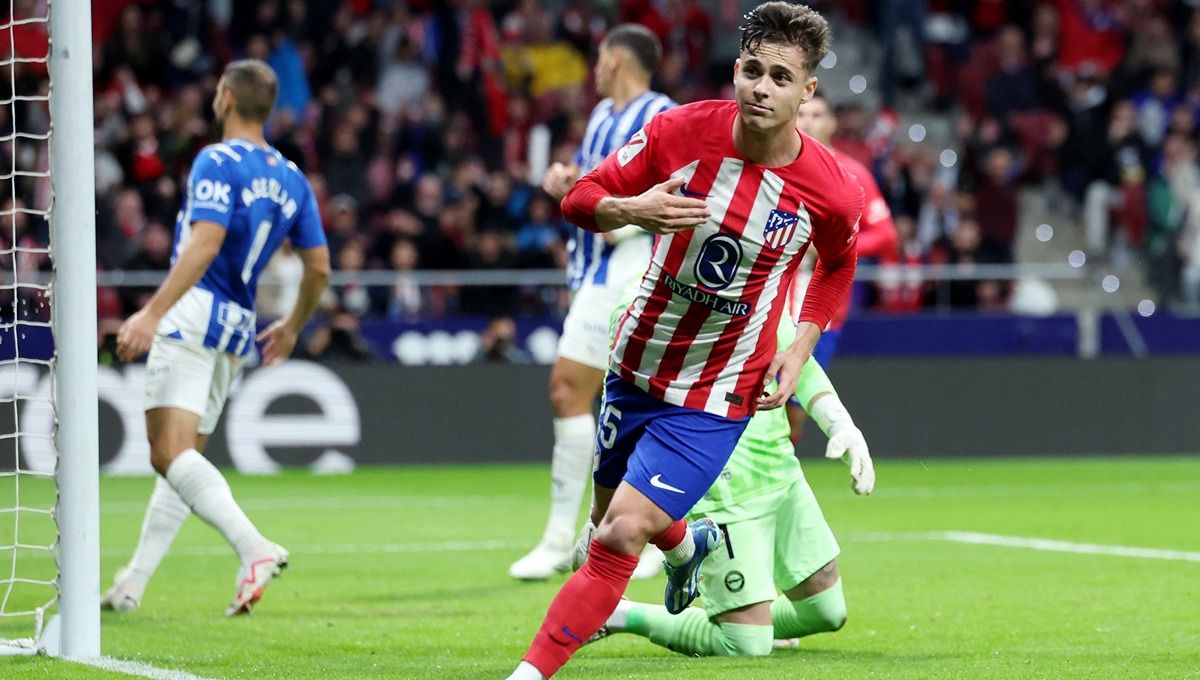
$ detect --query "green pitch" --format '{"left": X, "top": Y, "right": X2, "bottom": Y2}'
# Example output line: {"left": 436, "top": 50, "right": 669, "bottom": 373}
{"left": 3, "top": 456, "right": 1199, "bottom": 679}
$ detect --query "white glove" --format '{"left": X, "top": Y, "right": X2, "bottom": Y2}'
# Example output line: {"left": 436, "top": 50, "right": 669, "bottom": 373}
{"left": 824, "top": 426, "right": 875, "bottom": 495}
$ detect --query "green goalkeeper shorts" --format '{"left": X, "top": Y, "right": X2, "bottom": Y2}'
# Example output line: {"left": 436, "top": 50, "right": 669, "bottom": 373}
{"left": 691, "top": 475, "right": 840, "bottom": 618}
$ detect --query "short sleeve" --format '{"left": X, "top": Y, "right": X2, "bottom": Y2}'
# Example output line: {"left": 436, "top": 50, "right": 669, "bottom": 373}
{"left": 287, "top": 178, "right": 327, "bottom": 249}
{"left": 186, "top": 148, "right": 236, "bottom": 228}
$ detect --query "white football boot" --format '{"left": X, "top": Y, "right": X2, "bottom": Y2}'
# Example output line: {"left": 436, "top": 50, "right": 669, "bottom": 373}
{"left": 508, "top": 536, "right": 573, "bottom": 581}
{"left": 225, "top": 543, "right": 289, "bottom": 616}
{"left": 100, "top": 567, "right": 145, "bottom": 613}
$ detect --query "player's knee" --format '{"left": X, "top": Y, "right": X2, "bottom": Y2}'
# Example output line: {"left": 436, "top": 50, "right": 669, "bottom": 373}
{"left": 148, "top": 439, "right": 189, "bottom": 476}
{"left": 594, "top": 514, "right": 654, "bottom": 554}
{"left": 548, "top": 371, "right": 590, "bottom": 417}
{"left": 798, "top": 584, "right": 847, "bottom": 633}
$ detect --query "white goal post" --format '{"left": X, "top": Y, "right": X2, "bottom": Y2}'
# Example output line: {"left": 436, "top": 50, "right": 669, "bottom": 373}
{"left": 0, "top": 0, "right": 98, "bottom": 658}
{"left": 49, "top": 0, "right": 99, "bottom": 659}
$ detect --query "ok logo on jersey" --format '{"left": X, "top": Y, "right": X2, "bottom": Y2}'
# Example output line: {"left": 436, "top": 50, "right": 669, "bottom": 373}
{"left": 694, "top": 233, "right": 742, "bottom": 291}
{"left": 195, "top": 179, "right": 232, "bottom": 205}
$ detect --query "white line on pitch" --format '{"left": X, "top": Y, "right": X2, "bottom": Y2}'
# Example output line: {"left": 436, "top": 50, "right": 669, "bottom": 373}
{"left": 99, "top": 495, "right": 530, "bottom": 515}
{"left": 15, "top": 539, "right": 531, "bottom": 561}
{"left": 849, "top": 531, "right": 1200, "bottom": 562}
{"left": 68, "top": 656, "right": 218, "bottom": 680}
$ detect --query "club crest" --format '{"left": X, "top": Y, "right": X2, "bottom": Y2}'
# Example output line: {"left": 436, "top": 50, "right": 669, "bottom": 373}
{"left": 763, "top": 209, "right": 799, "bottom": 250}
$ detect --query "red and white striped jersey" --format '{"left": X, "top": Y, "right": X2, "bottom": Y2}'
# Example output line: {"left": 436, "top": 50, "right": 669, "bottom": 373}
{"left": 563, "top": 100, "right": 862, "bottom": 418}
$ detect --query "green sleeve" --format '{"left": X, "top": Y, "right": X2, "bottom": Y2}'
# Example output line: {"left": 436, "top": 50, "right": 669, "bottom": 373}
{"left": 775, "top": 317, "right": 837, "bottom": 411}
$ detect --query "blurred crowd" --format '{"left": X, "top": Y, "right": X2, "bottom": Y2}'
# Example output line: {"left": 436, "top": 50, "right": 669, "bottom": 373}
{"left": 3, "top": 0, "right": 1200, "bottom": 337}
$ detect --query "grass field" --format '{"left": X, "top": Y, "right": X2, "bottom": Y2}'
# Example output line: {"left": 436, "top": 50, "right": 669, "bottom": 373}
{"left": 3, "top": 456, "right": 1199, "bottom": 679}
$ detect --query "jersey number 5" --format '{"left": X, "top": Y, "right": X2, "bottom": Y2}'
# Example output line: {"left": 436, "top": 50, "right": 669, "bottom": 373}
{"left": 598, "top": 404, "right": 623, "bottom": 451}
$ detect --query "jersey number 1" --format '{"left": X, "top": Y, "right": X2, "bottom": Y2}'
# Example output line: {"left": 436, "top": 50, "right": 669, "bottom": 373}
{"left": 241, "top": 219, "right": 273, "bottom": 283}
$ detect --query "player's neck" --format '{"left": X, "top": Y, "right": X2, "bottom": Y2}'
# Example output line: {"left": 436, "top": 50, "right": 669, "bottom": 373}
{"left": 609, "top": 78, "right": 648, "bottom": 111}
{"left": 221, "top": 118, "right": 267, "bottom": 148}
{"left": 732, "top": 118, "right": 801, "bottom": 167}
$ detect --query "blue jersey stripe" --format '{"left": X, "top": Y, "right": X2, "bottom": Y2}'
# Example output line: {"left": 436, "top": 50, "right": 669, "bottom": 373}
{"left": 566, "top": 91, "right": 675, "bottom": 289}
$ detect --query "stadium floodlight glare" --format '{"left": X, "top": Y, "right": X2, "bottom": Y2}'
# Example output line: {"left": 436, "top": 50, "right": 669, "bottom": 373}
{"left": 0, "top": 0, "right": 99, "bottom": 658}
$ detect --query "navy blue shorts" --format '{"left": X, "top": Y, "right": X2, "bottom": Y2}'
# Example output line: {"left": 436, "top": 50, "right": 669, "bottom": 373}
{"left": 593, "top": 373, "right": 750, "bottom": 520}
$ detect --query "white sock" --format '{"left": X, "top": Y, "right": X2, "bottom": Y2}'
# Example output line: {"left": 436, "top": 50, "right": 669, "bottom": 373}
{"left": 662, "top": 530, "right": 696, "bottom": 567}
{"left": 165, "top": 449, "right": 268, "bottom": 561}
{"left": 506, "top": 661, "right": 545, "bottom": 680}
{"left": 606, "top": 598, "right": 636, "bottom": 632}
{"left": 542, "top": 414, "right": 595, "bottom": 547}
{"left": 125, "top": 476, "right": 191, "bottom": 585}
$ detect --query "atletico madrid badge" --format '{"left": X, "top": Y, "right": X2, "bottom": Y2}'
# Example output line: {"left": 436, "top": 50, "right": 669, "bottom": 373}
{"left": 763, "top": 209, "right": 799, "bottom": 250}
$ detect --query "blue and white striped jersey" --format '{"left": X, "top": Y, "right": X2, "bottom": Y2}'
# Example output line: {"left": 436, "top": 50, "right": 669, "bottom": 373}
{"left": 567, "top": 90, "right": 674, "bottom": 290}
{"left": 162, "top": 138, "right": 326, "bottom": 357}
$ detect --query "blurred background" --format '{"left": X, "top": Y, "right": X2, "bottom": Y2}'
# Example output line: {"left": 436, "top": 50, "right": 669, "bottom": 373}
{"left": 5, "top": 0, "right": 1200, "bottom": 467}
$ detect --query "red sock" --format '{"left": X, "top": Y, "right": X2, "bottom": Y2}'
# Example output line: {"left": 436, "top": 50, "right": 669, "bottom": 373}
{"left": 523, "top": 539, "right": 638, "bottom": 677}
{"left": 650, "top": 519, "right": 687, "bottom": 551}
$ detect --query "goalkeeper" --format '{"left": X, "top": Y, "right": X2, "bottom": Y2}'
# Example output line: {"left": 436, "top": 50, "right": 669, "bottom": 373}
{"left": 586, "top": 312, "right": 875, "bottom": 656}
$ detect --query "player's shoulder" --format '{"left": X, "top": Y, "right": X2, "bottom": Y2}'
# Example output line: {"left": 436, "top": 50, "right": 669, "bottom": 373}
{"left": 797, "top": 134, "right": 863, "bottom": 210}
{"left": 650, "top": 99, "right": 735, "bottom": 138}
{"left": 193, "top": 142, "right": 243, "bottom": 172}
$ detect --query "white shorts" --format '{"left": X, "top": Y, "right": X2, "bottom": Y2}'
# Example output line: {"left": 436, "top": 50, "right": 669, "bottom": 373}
{"left": 143, "top": 336, "right": 243, "bottom": 435}
{"left": 559, "top": 237, "right": 651, "bottom": 370}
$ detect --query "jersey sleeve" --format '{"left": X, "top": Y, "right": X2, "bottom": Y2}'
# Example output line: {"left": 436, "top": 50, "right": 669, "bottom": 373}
{"left": 854, "top": 173, "right": 897, "bottom": 259}
{"left": 288, "top": 178, "right": 327, "bottom": 249}
{"left": 799, "top": 172, "right": 862, "bottom": 330}
{"left": 186, "top": 148, "right": 236, "bottom": 228}
{"left": 561, "top": 113, "right": 667, "bottom": 231}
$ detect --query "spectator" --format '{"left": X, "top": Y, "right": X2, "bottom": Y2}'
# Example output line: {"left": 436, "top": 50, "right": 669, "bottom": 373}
{"left": 471, "top": 316, "right": 532, "bottom": 364}
{"left": 120, "top": 221, "right": 173, "bottom": 314}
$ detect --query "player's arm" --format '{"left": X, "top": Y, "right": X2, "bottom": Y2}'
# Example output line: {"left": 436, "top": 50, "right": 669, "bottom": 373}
{"left": 794, "top": 359, "right": 875, "bottom": 495}
{"left": 760, "top": 182, "right": 862, "bottom": 410}
{"left": 561, "top": 117, "right": 709, "bottom": 235}
{"left": 258, "top": 245, "right": 330, "bottom": 365}
{"left": 116, "top": 221, "right": 227, "bottom": 362}
{"left": 257, "top": 179, "right": 331, "bottom": 366}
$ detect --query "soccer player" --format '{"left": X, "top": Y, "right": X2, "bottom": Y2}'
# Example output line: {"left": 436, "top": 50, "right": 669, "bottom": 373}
{"left": 103, "top": 59, "right": 330, "bottom": 616}
{"left": 507, "top": 4, "right": 862, "bottom": 678}
{"left": 510, "top": 24, "right": 674, "bottom": 581}
{"left": 786, "top": 92, "right": 897, "bottom": 441}
{"left": 791, "top": 92, "right": 897, "bottom": 367}
{"left": 588, "top": 316, "right": 875, "bottom": 656}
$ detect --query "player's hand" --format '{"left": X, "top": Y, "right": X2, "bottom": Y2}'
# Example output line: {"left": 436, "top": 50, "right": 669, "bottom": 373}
{"left": 825, "top": 426, "right": 875, "bottom": 495}
{"left": 542, "top": 162, "right": 580, "bottom": 201}
{"left": 758, "top": 341, "right": 810, "bottom": 410}
{"left": 115, "top": 309, "right": 160, "bottom": 362}
{"left": 256, "top": 320, "right": 298, "bottom": 366}
{"left": 622, "top": 177, "right": 710, "bottom": 235}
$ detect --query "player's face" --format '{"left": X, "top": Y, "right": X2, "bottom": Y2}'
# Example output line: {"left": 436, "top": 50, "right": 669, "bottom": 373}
{"left": 594, "top": 43, "right": 616, "bottom": 98}
{"left": 795, "top": 97, "right": 835, "bottom": 144}
{"left": 733, "top": 42, "right": 817, "bottom": 134}
{"left": 212, "top": 78, "right": 233, "bottom": 125}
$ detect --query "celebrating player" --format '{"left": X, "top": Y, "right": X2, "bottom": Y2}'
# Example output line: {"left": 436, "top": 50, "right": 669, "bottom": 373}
{"left": 103, "top": 60, "right": 330, "bottom": 616}
{"left": 507, "top": 3, "right": 862, "bottom": 678}
{"left": 511, "top": 24, "right": 674, "bottom": 582}
{"left": 587, "top": 315, "right": 875, "bottom": 656}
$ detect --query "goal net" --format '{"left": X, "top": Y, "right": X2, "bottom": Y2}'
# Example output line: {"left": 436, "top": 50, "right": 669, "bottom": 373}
{"left": 0, "top": 0, "right": 99, "bottom": 657}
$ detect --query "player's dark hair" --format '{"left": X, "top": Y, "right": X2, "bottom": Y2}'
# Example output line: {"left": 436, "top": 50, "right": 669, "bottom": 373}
{"left": 221, "top": 59, "right": 278, "bottom": 122}
{"left": 739, "top": 2, "right": 832, "bottom": 74}
{"left": 603, "top": 24, "right": 662, "bottom": 75}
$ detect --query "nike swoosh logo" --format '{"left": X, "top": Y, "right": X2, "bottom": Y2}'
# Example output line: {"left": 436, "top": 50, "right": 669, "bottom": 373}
{"left": 649, "top": 474, "right": 686, "bottom": 494}
{"left": 680, "top": 184, "right": 708, "bottom": 199}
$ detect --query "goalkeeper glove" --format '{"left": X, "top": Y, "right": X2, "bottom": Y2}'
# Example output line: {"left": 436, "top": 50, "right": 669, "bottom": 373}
{"left": 824, "top": 425, "right": 875, "bottom": 495}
